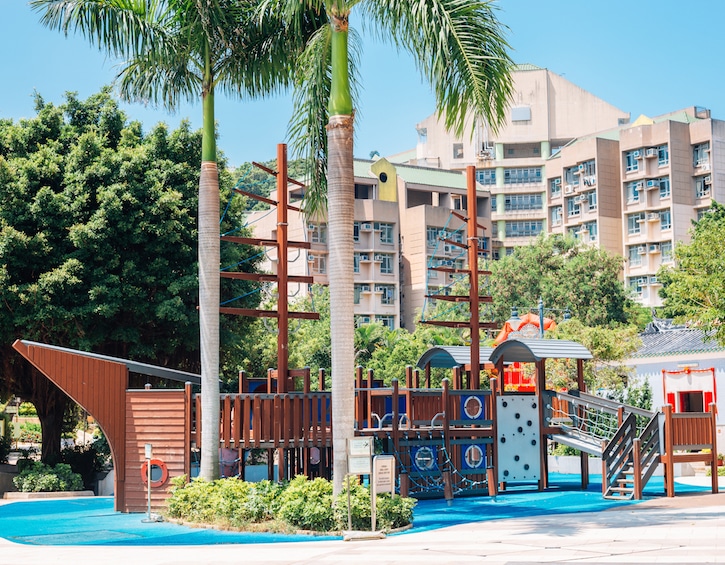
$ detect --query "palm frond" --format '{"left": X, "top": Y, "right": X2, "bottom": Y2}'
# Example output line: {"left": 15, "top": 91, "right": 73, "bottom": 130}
{"left": 362, "top": 0, "right": 514, "bottom": 137}
{"left": 31, "top": 0, "right": 170, "bottom": 59}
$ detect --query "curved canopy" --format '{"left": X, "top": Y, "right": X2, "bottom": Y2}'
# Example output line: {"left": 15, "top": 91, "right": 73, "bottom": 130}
{"left": 416, "top": 346, "right": 495, "bottom": 369}
{"left": 488, "top": 338, "right": 593, "bottom": 365}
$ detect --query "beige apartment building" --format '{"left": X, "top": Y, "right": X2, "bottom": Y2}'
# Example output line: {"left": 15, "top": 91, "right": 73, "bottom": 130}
{"left": 246, "top": 158, "right": 493, "bottom": 330}
{"left": 413, "top": 64, "right": 724, "bottom": 307}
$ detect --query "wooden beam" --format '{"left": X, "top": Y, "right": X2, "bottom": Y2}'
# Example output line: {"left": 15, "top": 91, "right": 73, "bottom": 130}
{"left": 220, "top": 235, "right": 310, "bottom": 249}
{"left": 220, "top": 272, "right": 314, "bottom": 284}
{"left": 425, "top": 294, "right": 493, "bottom": 303}
{"left": 220, "top": 307, "right": 320, "bottom": 320}
{"left": 421, "top": 320, "right": 498, "bottom": 329}
{"left": 429, "top": 266, "right": 492, "bottom": 276}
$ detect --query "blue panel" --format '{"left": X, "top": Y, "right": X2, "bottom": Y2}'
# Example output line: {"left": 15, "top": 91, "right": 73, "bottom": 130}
{"left": 459, "top": 394, "right": 486, "bottom": 421}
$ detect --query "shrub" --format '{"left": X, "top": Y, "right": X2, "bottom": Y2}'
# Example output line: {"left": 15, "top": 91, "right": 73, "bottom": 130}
{"left": 13, "top": 462, "right": 83, "bottom": 492}
{"left": 276, "top": 475, "right": 335, "bottom": 532}
{"left": 18, "top": 422, "right": 41, "bottom": 443}
{"left": 60, "top": 443, "right": 107, "bottom": 490}
{"left": 165, "top": 475, "right": 416, "bottom": 534}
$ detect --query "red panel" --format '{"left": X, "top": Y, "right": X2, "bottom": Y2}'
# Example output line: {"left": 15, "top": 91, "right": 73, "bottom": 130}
{"left": 666, "top": 392, "right": 676, "bottom": 410}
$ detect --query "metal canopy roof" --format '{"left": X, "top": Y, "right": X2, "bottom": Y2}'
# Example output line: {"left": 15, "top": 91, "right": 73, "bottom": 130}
{"left": 488, "top": 339, "right": 593, "bottom": 365}
{"left": 18, "top": 340, "right": 202, "bottom": 385}
{"left": 417, "top": 340, "right": 593, "bottom": 369}
{"left": 416, "top": 346, "right": 495, "bottom": 369}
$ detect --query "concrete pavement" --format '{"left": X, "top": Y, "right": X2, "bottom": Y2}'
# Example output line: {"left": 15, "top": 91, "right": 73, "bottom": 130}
{"left": 1, "top": 491, "right": 725, "bottom": 564}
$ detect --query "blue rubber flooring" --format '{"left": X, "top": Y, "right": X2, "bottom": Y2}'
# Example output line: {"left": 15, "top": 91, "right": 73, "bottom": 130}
{"left": 0, "top": 474, "right": 712, "bottom": 546}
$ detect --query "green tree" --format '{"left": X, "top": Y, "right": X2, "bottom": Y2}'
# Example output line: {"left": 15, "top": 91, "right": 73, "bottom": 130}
{"left": 0, "top": 90, "right": 258, "bottom": 464}
{"left": 658, "top": 202, "right": 725, "bottom": 344}
{"left": 487, "top": 234, "right": 636, "bottom": 327}
{"left": 280, "top": 0, "right": 513, "bottom": 493}
{"left": 32, "top": 0, "right": 325, "bottom": 479}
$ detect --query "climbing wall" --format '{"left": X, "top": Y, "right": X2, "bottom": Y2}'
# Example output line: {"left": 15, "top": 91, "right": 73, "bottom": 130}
{"left": 496, "top": 394, "right": 541, "bottom": 483}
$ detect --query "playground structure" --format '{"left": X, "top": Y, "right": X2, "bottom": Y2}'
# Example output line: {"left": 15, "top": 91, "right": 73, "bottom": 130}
{"left": 8, "top": 153, "right": 720, "bottom": 511}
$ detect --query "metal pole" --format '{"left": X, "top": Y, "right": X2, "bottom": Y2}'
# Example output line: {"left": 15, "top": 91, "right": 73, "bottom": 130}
{"left": 538, "top": 296, "right": 545, "bottom": 338}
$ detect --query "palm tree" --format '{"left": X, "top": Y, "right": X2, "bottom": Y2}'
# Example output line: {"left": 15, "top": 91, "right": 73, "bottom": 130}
{"left": 32, "top": 0, "right": 324, "bottom": 480}
{"left": 280, "top": 0, "right": 514, "bottom": 493}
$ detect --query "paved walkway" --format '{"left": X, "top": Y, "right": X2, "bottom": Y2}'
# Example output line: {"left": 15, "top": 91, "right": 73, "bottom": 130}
{"left": 2, "top": 490, "right": 725, "bottom": 564}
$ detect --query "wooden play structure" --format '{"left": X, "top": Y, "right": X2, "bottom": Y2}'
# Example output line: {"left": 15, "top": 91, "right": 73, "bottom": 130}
{"left": 9, "top": 156, "right": 720, "bottom": 511}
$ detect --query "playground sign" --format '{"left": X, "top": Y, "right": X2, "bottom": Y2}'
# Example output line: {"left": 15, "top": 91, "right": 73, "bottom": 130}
{"left": 347, "top": 437, "right": 372, "bottom": 475}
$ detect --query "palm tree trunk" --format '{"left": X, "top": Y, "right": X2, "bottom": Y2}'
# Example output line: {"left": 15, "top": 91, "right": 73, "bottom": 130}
{"left": 326, "top": 9, "right": 355, "bottom": 496}
{"left": 327, "top": 112, "right": 355, "bottom": 495}
{"left": 198, "top": 81, "right": 220, "bottom": 481}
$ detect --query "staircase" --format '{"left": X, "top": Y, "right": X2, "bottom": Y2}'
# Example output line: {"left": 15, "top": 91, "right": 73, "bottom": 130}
{"left": 545, "top": 390, "right": 662, "bottom": 500}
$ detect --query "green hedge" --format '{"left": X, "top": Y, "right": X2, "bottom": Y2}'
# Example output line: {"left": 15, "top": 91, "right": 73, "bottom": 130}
{"left": 13, "top": 462, "right": 84, "bottom": 492}
{"left": 166, "top": 475, "right": 416, "bottom": 533}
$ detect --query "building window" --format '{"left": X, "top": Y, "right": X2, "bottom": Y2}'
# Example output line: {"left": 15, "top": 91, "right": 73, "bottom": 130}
{"left": 626, "top": 181, "right": 641, "bottom": 203}
{"left": 355, "top": 315, "right": 371, "bottom": 327}
{"left": 693, "top": 142, "right": 710, "bottom": 168}
{"left": 551, "top": 206, "right": 563, "bottom": 227}
{"left": 657, "top": 144, "right": 669, "bottom": 166}
{"left": 476, "top": 169, "right": 496, "bottom": 185}
{"left": 379, "top": 285, "right": 395, "bottom": 305}
{"left": 584, "top": 221, "right": 598, "bottom": 241}
{"left": 376, "top": 315, "right": 395, "bottom": 330}
{"left": 566, "top": 197, "right": 581, "bottom": 218}
{"left": 376, "top": 222, "right": 394, "bottom": 244}
{"left": 380, "top": 254, "right": 393, "bottom": 274}
{"left": 627, "top": 213, "right": 645, "bottom": 235}
{"left": 503, "top": 167, "right": 542, "bottom": 185}
{"left": 311, "top": 255, "right": 326, "bottom": 274}
{"left": 353, "top": 221, "right": 360, "bottom": 243}
{"left": 453, "top": 143, "right": 464, "bottom": 159}
{"left": 625, "top": 150, "right": 641, "bottom": 172}
{"left": 353, "top": 253, "right": 361, "bottom": 273}
{"left": 504, "top": 193, "right": 543, "bottom": 211}
{"left": 658, "top": 177, "right": 671, "bottom": 199}
{"left": 354, "top": 183, "right": 374, "bottom": 200}
{"left": 578, "top": 160, "right": 596, "bottom": 177}
{"left": 504, "top": 221, "right": 543, "bottom": 238}
{"left": 660, "top": 209, "right": 672, "bottom": 230}
{"left": 628, "top": 245, "right": 643, "bottom": 267}
{"left": 586, "top": 191, "right": 597, "bottom": 211}
{"left": 661, "top": 241, "right": 673, "bottom": 263}
{"left": 426, "top": 227, "right": 439, "bottom": 247}
{"left": 310, "top": 223, "right": 327, "bottom": 244}
{"left": 564, "top": 166, "right": 580, "bottom": 187}
{"left": 628, "top": 276, "right": 648, "bottom": 297}
{"left": 353, "top": 284, "right": 362, "bottom": 304}
{"left": 695, "top": 176, "right": 712, "bottom": 199}
{"left": 550, "top": 178, "right": 562, "bottom": 198}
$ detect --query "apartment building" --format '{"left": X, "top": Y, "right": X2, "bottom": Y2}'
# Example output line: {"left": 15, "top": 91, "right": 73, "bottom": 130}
{"left": 413, "top": 64, "right": 630, "bottom": 257}
{"left": 412, "top": 64, "right": 725, "bottom": 307}
{"left": 246, "top": 158, "right": 493, "bottom": 330}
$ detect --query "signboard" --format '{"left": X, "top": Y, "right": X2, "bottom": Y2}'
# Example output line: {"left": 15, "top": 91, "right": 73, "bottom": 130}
{"left": 373, "top": 455, "right": 395, "bottom": 495}
{"left": 347, "top": 437, "right": 372, "bottom": 475}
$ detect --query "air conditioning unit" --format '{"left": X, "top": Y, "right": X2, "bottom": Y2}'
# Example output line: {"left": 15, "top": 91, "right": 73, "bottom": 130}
{"left": 444, "top": 260, "right": 454, "bottom": 266}
{"left": 582, "top": 175, "right": 596, "bottom": 187}
{"left": 564, "top": 184, "right": 573, "bottom": 194}
{"left": 632, "top": 150, "right": 641, "bottom": 159}
{"left": 360, "top": 254, "right": 369, "bottom": 261}
{"left": 704, "top": 175, "right": 712, "bottom": 184}
{"left": 307, "top": 254, "right": 315, "bottom": 262}
{"left": 649, "top": 276, "right": 660, "bottom": 285}
{"left": 443, "top": 244, "right": 452, "bottom": 254}
{"left": 438, "top": 230, "right": 447, "bottom": 239}
{"left": 553, "top": 178, "right": 561, "bottom": 186}
{"left": 374, "top": 285, "right": 385, "bottom": 293}
{"left": 307, "top": 223, "right": 315, "bottom": 231}
{"left": 646, "top": 179, "right": 660, "bottom": 189}
{"left": 647, "top": 213, "right": 660, "bottom": 221}
{"left": 649, "top": 243, "right": 661, "bottom": 253}
{"left": 374, "top": 254, "right": 383, "bottom": 261}
{"left": 578, "top": 164, "right": 585, "bottom": 171}
{"left": 360, "top": 284, "right": 371, "bottom": 292}
{"left": 574, "top": 195, "right": 585, "bottom": 203}
{"left": 637, "top": 246, "right": 646, "bottom": 255}
{"left": 634, "top": 181, "right": 644, "bottom": 190}
{"left": 361, "top": 222, "right": 372, "bottom": 231}
{"left": 645, "top": 148, "right": 657, "bottom": 158}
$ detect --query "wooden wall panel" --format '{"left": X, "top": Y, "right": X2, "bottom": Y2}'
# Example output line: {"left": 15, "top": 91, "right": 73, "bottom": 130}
{"left": 12, "top": 340, "right": 128, "bottom": 510}
{"left": 123, "top": 390, "right": 186, "bottom": 513}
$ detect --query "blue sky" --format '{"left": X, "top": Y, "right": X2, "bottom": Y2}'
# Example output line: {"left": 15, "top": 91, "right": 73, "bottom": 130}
{"left": 2, "top": 1, "right": 724, "bottom": 168}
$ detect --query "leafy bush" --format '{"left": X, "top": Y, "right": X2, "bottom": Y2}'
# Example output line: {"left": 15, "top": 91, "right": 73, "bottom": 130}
{"left": 60, "top": 443, "right": 107, "bottom": 490}
{"left": 18, "top": 403, "right": 37, "bottom": 416}
{"left": 165, "top": 475, "right": 416, "bottom": 534}
{"left": 13, "top": 462, "right": 83, "bottom": 492}
{"left": 276, "top": 475, "right": 335, "bottom": 532}
{"left": 0, "top": 432, "right": 11, "bottom": 464}
{"left": 19, "top": 422, "right": 41, "bottom": 443}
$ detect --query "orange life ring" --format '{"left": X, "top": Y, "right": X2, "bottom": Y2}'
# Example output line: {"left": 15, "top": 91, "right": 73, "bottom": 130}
{"left": 140, "top": 458, "right": 169, "bottom": 488}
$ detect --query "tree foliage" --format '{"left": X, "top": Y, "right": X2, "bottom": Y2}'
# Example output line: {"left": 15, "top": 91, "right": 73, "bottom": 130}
{"left": 0, "top": 89, "right": 258, "bottom": 462}
{"left": 487, "top": 234, "right": 636, "bottom": 327}
{"left": 658, "top": 201, "right": 725, "bottom": 345}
